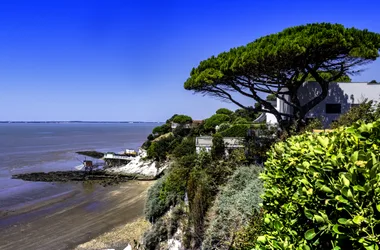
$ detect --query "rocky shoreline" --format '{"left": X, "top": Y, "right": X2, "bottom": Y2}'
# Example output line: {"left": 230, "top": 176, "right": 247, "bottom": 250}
{"left": 12, "top": 170, "right": 154, "bottom": 185}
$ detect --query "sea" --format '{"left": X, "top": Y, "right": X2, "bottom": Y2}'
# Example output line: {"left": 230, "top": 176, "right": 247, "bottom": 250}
{"left": 0, "top": 122, "right": 159, "bottom": 209}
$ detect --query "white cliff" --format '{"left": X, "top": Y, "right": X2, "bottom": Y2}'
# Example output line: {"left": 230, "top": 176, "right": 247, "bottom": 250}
{"left": 105, "top": 149, "right": 169, "bottom": 177}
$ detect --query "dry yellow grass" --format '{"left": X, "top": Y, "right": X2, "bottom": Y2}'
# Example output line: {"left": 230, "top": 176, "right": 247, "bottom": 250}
{"left": 75, "top": 217, "right": 151, "bottom": 250}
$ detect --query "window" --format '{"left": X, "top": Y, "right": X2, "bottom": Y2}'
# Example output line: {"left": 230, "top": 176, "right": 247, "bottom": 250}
{"left": 326, "top": 104, "right": 341, "bottom": 114}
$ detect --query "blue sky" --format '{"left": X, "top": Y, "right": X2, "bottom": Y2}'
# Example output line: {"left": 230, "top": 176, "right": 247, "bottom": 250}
{"left": 1, "top": 0, "right": 380, "bottom": 122}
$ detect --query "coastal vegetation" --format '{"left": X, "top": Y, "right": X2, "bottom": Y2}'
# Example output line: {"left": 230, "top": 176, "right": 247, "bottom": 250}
{"left": 184, "top": 23, "right": 380, "bottom": 132}
{"left": 136, "top": 22, "right": 380, "bottom": 250}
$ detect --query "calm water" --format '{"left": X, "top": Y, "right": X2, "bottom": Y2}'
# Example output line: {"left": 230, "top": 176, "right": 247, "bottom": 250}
{"left": 0, "top": 123, "right": 158, "bottom": 208}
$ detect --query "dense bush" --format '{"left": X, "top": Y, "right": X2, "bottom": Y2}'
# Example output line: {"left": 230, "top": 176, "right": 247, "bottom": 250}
{"left": 233, "top": 117, "right": 250, "bottom": 124}
{"left": 172, "top": 125, "right": 191, "bottom": 137}
{"left": 172, "top": 137, "right": 195, "bottom": 158}
{"left": 216, "top": 108, "right": 233, "bottom": 116}
{"left": 234, "top": 108, "right": 259, "bottom": 121}
{"left": 211, "top": 133, "right": 225, "bottom": 159}
{"left": 331, "top": 100, "right": 380, "bottom": 129}
{"left": 244, "top": 125, "right": 278, "bottom": 165}
{"left": 202, "top": 166, "right": 264, "bottom": 250}
{"left": 172, "top": 114, "right": 192, "bottom": 124}
{"left": 266, "top": 94, "right": 276, "bottom": 101}
{"left": 220, "top": 124, "right": 249, "bottom": 137}
{"left": 232, "top": 209, "right": 264, "bottom": 250}
{"left": 145, "top": 177, "right": 170, "bottom": 222}
{"left": 152, "top": 123, "right": 171, "bottom": 135}
{"left": 257, "top": 120, "right": 380, "bottom": 249}
{"left": 204, "top": 114, "right": 231, "bottom": 131}
{"left": 159, "top": 162, "right": 193, "bottom": 207}
{"left": 300, "top": 117, "right": 324, "bottom": 133}
{"left": 147, "top": 134, "right": 177, "bottom": 161}
{"left": 142, "top": 218, "right": 168, "bottom": 250}
{"left": 216, "top": 122, "right": 231, "bottom": 132}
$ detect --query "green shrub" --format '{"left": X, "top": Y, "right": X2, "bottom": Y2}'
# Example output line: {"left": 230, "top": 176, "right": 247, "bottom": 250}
{"left": 220, "top": 124, "right": 249, "bottom": 137}
{"left": 301, "top": 117, "right": 324, "bottom": 133}
{"left": 202, "top": 166, "right": 264, "bottom": 250}
{"left": 145, "top": 177, "right": 170, "bottom": 222}
{"left": 152, "top": 123, "right": 171, "bottom": 135}
{"left": 172, "top": 115, "right": 192, "bottom": 124}
{"left": 142, "top": 218, "right": 168, "bottom": 250}
{"left": 234, "top": 108, "right": 259, "bottom": 121}
{"left": 216, "top": 122, "right": 231, "bottom": 132}
{"left": 172, "top": 137, "right": 196, "bottom": 158}
{"left": 159, "top": 163, "right": 191, "bottom": 206}
{"left": 257, "top": 120, "right": 380, "bottom": 249}
{"left": 216, "top": 108, "right": 233, "bottom": 116}
{"left": 211, "top": 133, "right": 225, "bottom": 159}
{"left": 233, "top": 117, "right": 250, "bottom": 124}
{"left": 266, "top": 94, "right": 276, "bottom": 101}
{"left": 204, "top": 114, "right": 231, "bottom": 131}
{"left": 147, "top": 134, "right": 178, "bottom": 161}
{"left": 331, "top": 100, "right": 380, "bottom": 129}
{"left": 232, "top": 209, "right": 264, "bottom": 250}
{"left": 172, "top": 125, "right": 191, "bottom": 137}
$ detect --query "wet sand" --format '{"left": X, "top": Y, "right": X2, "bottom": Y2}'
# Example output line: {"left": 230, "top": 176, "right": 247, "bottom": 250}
{"left": 0, "top": 181, "right": 153, "bottom": 250}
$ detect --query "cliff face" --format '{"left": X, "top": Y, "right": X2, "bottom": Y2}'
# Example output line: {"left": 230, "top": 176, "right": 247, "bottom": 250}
{"left": 105, "top": 150, "right": 169, "bottom": 178}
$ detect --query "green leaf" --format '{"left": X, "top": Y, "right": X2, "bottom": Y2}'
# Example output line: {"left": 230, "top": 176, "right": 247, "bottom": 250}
{"left": 342, "top": 187, "right": 353, "bottom": 199}
{"left": 321, "top": 185, "right": 333, "bottom": 193}
{"left": 274, "top": 221, "right": 283, "bottom": 230}
{"left": 317, "top": 136, "right": 329, "bottom": 148}
{"left": 314, "top": 147, "right": 324, "bottom": 154}
{"left": 351, "top": 151, "right": 359, "bottom": 163}
{"left": 341, "top": 174, "right": 350, "bottom": 187}
{"left": 304, "top": 229, "right": 317, "bottom": 240}
{"left": 257, "top": 236, "right": 266, "bottom": 243}
{"left": 332, "top": 224, "right": 343, "bottom": 234}
{"left": 313, "top": 215, "right": 324, "bottom": 223}
{"left": 304, "top": 208, "right": 313, "bottom": 220}
{"left": 353, "top": 215, "right": 364, "bottom": 225}
{"left": 338, "top": 218, "right": 348, "bottom": 225}
{"left": 376, "top": 204, "right": 380, "bottom": 212}
{"left": 335, "top": 195, "right": 349, "bottom": 203}
{"left": 333, "top": 246, "right": 342, "bottom": 250}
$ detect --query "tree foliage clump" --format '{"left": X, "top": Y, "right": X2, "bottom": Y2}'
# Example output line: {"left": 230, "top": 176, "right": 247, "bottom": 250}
{"left": 233, "top": 117, "right": 250, "bottom": 124}
{"left": 257, "top": 120, "right": 380, "bottom": 249}
{"left": 211, "top": 133, "right": 225, "bottom": 159}
{"left": 145, "top": 177, "right": 170, "bottom": 222}
{"left": 172, "top": 137, "right": 196, "bottom": 158}
{"left": 146, "top": 134, "right": 178, "bottom": 161}
{"left": 234, "top": 108, "right": 259, "bottom": 121}
{"left": 202, "top": 165, "right": 264, "bottom": 250}
{"left": 331, "top": 100, "right": 380, "bottom": 129}
{"left": 184, "top": 23, "right": 380, "bottom": 131}
{"left": 220, "top": 124, "right": 250, "bottom": 137}
{"left": 216, "top": 108, "right": 233, "bottom": 116}
{"left": 152, "top": 123, "right": 171, "bottom": 135}
{"left": 204, "top": 114, "right": 231, "bottom": 131}
{"left": 172, "top": 115, "right": 192, "bottom": 124}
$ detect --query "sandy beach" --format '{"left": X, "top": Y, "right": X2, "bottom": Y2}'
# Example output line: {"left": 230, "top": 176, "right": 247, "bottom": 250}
{"left": 0, "top": 180, "right": 153, "bottom": 250}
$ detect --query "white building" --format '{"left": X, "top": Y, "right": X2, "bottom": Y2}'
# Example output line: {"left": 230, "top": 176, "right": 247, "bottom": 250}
{"left": 195, "top": 136, "right": 244, "bottom": 154}
{"left": 265, "top": 82, "right": 380, "bottom": 128}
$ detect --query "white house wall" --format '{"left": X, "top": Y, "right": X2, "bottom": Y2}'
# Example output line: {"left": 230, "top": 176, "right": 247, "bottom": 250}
{"left": 266, "top": 82, "right": 380, "bottom": 128}
{"left": 297, "top": 82, "right": 380, "bottom": 127}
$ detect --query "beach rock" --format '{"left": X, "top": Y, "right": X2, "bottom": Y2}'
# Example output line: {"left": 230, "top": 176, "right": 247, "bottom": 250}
{"left": 167, "top": 228, "right": 183, "bottom": 250}
{"left": 123, "top": 244, "right": 132, "bottom": 250}
{"left": 106, "top": 149, "right": 169, "bottom": 178}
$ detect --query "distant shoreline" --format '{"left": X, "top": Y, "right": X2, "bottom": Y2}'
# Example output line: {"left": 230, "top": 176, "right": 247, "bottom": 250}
{"left": 0, "top": 121, "right": 163, "bottom": 124}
